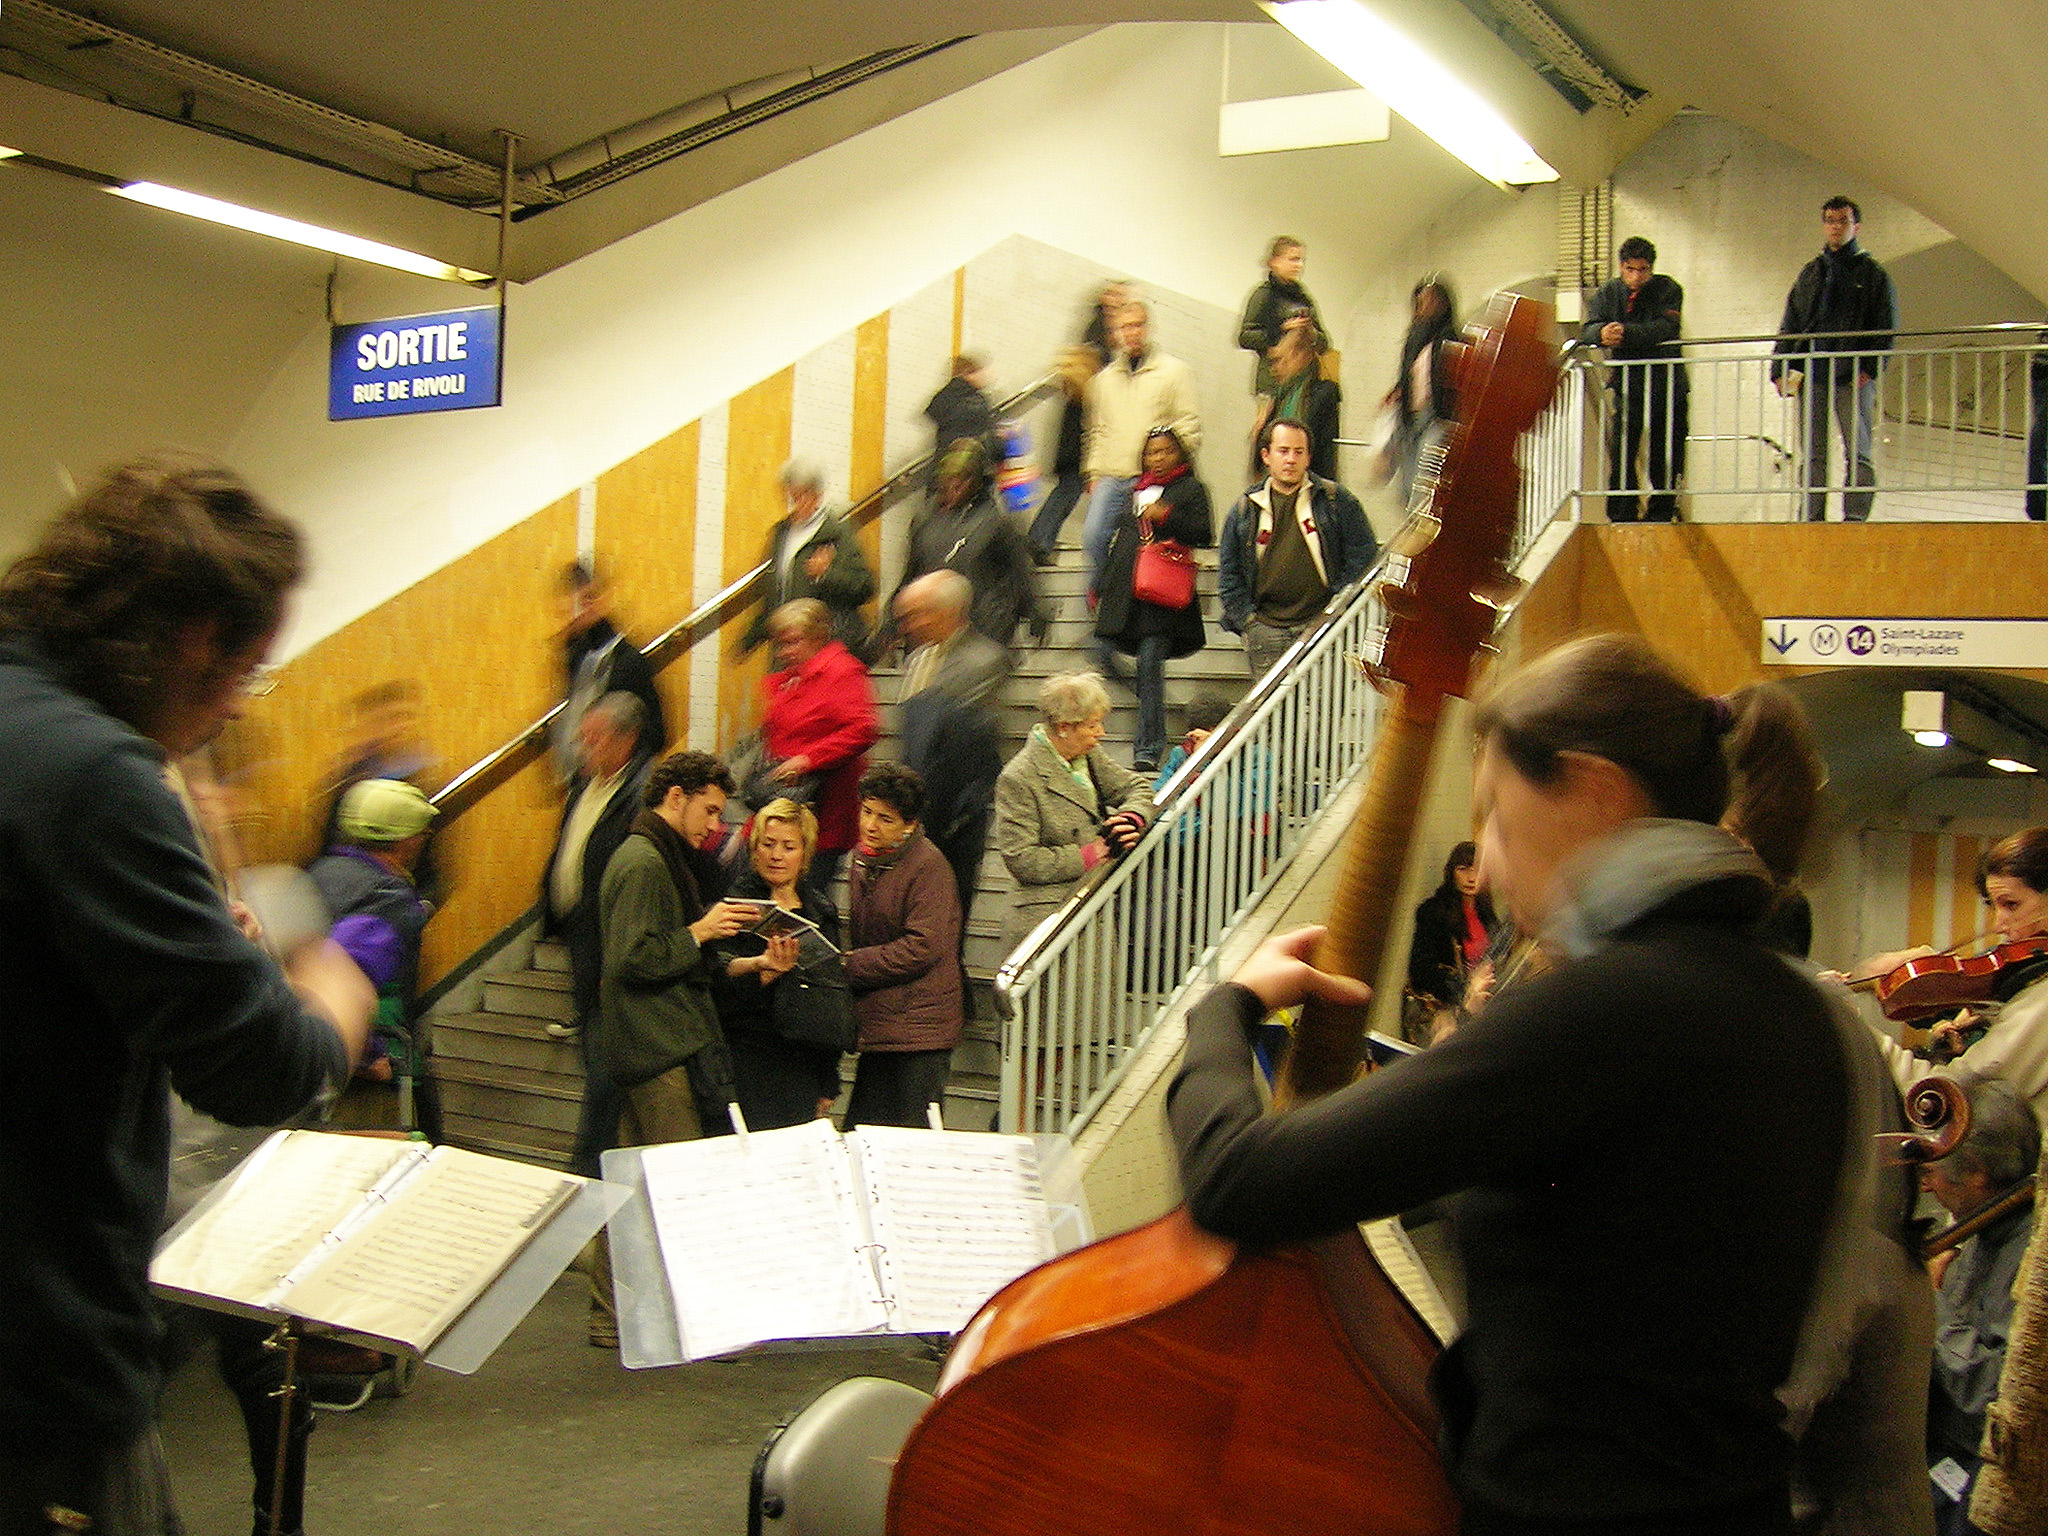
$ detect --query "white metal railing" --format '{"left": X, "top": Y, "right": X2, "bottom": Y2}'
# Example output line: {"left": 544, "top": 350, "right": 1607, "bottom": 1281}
{"left": 1573, "top": 322, "right": 2048, "bottom": 524}
{"left": 993, "top": 396, "right": 1578, "bottom": 1137}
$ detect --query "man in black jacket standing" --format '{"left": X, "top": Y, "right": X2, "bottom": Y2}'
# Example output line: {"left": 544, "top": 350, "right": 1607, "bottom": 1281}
{"left": 1583, "top": 236, "right": 1689, "bottom": 522}
{"left": 1772, "top": 196, "right": 1899, "bottom": 522}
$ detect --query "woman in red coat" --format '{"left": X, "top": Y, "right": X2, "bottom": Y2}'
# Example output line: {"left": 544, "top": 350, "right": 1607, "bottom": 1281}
{"left": 760, "top": 599, "right": 879, "bottom": 888}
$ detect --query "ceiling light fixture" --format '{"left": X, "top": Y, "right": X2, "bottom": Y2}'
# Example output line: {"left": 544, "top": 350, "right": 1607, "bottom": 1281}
{"left": 1911, "top": 730, "right": 1952, "bottom": 749}
{"left": 0, "top": 145, "right": 23, "bottom": 162}
{"left": 1263, "top": 0, "right": 1559, "bottom": 187}
{"left": 108, "top": 181, "right": 490, "bottom": 283}
{"left": 1987, "top": 757, "right": 2040, "bottom": 775}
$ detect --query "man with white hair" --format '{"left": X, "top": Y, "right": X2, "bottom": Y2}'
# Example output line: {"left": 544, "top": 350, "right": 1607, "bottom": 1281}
{"left": 737, "top": 458, "right": 877, "bottom": 662}
{"left": 894, "top": 570, "right": 1008, "bottom": 929}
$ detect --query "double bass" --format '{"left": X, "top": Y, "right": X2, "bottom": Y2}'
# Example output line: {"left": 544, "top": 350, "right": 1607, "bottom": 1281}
{"left": 886, "top": 297, "right": 1560, "bottom": 1536}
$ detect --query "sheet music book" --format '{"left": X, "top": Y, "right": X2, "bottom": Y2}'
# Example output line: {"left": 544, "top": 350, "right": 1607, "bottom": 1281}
{"left": 626, "top": 1119, "right": 1057, "bottom": 1362}
{"left": 726, "top": 899, "right": 840, "bottom": 967}
{"left": 151, "top": 1129, "right": 584, "bottom": 1361}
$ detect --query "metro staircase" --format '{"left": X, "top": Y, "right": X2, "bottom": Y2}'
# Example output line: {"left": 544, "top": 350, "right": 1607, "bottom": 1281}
{"left": 432, "top": 535, "right": 1248, "bottom": 1166}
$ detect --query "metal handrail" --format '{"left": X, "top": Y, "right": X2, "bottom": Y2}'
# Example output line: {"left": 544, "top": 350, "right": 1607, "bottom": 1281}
{"left": 990, "top": 361, "right": 1586, "bottom": 1135}
{"left": 1571, "top": 319, "right": 2046, "bottom": 349}
{"left": 429, "top": 372, "right": 1060, "bottom": 822}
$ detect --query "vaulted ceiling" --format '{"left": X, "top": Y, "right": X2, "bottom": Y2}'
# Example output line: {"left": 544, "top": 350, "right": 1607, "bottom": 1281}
{"left": 4, "top": 0, "right": 2047, "bottom": 293}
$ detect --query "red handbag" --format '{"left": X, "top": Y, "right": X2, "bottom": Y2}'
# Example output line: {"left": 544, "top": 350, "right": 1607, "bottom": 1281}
{"left": 1132, "top": 524, "right": 1195, "bottom": 610}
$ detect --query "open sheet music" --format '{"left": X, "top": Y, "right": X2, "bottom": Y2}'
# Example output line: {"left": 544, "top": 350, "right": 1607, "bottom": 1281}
{"left": 632, "top": 1119, "right": 1056, "bottom": 1361}
{"left": 151, "top": 1130, "right": 581, "bottom": 1359}
{"left": 725, "top": 899, "right": 840, "bottom": 967}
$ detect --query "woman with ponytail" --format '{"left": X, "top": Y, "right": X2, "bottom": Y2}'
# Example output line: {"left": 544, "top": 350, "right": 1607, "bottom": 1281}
{"left": 1168, "top": 634, "right": 1853, "bottom": 1535}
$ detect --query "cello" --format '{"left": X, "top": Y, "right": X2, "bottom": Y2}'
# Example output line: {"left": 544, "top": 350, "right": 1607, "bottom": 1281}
{"left": 886, "top": 296, "right": 1559, "bottom": 1536}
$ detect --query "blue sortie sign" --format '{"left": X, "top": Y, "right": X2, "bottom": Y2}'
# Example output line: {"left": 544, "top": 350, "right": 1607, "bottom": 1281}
{"left": 329, "top": 305, "right": 502, "bottom": 421}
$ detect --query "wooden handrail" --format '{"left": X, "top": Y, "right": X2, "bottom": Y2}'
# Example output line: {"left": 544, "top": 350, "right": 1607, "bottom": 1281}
{"left": 429, "top": 372, "right": 1060, "bottom": 823}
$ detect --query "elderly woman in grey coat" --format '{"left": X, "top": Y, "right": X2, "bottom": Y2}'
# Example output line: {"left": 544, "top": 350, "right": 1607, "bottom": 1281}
{"left": 993, "top": 671, "right": 1154, "bottom": 954}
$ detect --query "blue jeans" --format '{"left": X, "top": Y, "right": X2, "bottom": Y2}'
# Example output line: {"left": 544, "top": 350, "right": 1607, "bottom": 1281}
{"left": 1030, "top": 470, "right": 1084, "bottom": 557}
{"left": 1082, "top": 476, "right": 1134, "bottom": 593}
{"left": 1134, "top": 634, "right": 1170, "bottom": 769}
{"left": 1800, "top": 361, "right": 1877, "bottom": 521}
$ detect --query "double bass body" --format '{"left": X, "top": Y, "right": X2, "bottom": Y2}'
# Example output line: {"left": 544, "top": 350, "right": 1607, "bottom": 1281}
{"left": 888, "top": 1210, "right": 1457, "bottom": 1536}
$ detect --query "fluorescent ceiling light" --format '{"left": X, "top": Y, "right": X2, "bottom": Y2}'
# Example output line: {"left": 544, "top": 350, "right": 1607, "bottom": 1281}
{"left": 1911, "top": 730, "right": 1951, "bottom": 749}
{"left": 1987, "top": 757, "right": 2039, "bottom": 774}
{"left": 0, "top": 146, "right": 21, "bottom": 161}
{"left": 1264, "top": 0, "right": 1559, "bottom": 187}
{"left": 108, "top": 181, "right": 489, "bottom": 283}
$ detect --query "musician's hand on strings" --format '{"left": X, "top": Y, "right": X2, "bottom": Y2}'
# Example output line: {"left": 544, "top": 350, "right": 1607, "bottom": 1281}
{"left": 1927, "top": 1010, "right": 1983, "bottom": 1059}
{"left": 1462, "top": 958, "right": 1497, "bottom": 1015}
{"left": 1232, "top": 926, "right": 1372, "bottom": 1016}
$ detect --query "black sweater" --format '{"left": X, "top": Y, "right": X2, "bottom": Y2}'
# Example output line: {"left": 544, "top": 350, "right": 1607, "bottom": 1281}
{"left": 0, "top": 637, "right": 346, "bottom": 1450}
{"left": 1170, "top": 864, "right": 1850, "bottom": 1531}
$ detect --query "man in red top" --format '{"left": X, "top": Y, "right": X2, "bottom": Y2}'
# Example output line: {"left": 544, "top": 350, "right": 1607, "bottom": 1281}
{"left": 760, "top": 599, "right": 879, "bottom": 889}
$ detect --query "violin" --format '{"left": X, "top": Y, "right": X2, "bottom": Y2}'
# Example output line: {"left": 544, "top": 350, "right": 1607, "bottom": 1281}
{"left": 1852, "top": 935, "right": 2048, "bottom": 1023}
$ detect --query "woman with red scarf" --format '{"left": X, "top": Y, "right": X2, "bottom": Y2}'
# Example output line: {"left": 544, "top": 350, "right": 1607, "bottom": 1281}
{"left": 1406, "top": 839, "right": 1497, "bottom": 1016}
{"left": 1092, "top": 426, "right": 1214, "bottom": 772}
{"left": 759, "top": 599, "right": 879, "bottom": 889}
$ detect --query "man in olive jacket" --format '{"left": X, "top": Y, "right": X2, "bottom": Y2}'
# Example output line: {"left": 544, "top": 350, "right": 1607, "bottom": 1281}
{"left": 737, "top": 460, "right": 877, "bottom": 662}
{"left": 587, "top": 749, "right": 749, "bottom": 1346}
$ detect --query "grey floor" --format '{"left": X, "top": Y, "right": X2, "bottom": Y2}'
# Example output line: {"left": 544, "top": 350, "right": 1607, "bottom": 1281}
{"left": 157, "top": 1274, "right": 940, "bottom": 1536}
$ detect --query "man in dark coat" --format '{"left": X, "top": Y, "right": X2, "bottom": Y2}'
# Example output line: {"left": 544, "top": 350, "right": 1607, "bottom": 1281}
{"left": 923, "top": 354, "right": 1001, "bottom": 486}
{"left": 554, "top": 559, "right": 667, "bottom": 779}
{"left": 890, "top": 439, "right": 1048, "bottom": 654}
{"left": 893, "top": 571, "right": 1009, "bottom": 932}
{"left": 1771, "top": 195, "right": 1899, "bottom": 522}
{"left": 737, "top": 459, "right": 877, "bottom": 663}
{"left": 1582, "top": 235, "right": 1690, "bottom": 522}
{"left": 541, "top": 691, "right": 654, "bottom": 1176}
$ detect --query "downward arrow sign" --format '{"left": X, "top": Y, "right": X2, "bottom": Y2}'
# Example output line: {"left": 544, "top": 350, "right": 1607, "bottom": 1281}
{"left": 1767, "top": 625, "right": 1797, "bottom": 656}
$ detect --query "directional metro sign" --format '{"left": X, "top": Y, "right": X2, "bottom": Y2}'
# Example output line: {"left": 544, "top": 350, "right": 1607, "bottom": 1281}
{"left": 1761, "top": 618, "right": 2048, "bottom": 668}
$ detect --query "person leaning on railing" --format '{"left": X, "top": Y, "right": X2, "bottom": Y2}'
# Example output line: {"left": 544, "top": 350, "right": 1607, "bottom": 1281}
{"left": 993, "top": 671, "right": 1152, "bottom": 957}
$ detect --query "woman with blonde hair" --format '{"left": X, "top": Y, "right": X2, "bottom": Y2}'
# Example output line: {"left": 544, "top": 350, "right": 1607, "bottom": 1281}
{"left": 710, "top": 797, "right": 847, "bottom": 1129}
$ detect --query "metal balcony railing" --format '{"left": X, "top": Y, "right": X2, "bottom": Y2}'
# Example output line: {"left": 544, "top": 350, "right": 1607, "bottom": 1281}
{"left": 1569, "top": 321, "right": 2047, "bottom": 523}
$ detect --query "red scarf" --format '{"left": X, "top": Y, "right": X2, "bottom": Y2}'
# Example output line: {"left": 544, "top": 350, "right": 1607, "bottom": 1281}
{"left": 1134, "top": 459, "right": 1191, "bottom": 495}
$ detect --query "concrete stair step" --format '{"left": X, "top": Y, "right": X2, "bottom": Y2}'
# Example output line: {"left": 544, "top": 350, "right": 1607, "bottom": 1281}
{"left": 481, "top": 971, "right": 575, "bottom": 1023}
{"left": 436, "top": 1014, "right": 582, "bottom": 1073}
{"left": 438, "top": 1056, "right": 584, "bottom": 1099}
{"left": 531, "top": 940, "right": 570, "bottom": 973}
{"left": 442, "top": 1116, "right": 574, "bottom": 1168}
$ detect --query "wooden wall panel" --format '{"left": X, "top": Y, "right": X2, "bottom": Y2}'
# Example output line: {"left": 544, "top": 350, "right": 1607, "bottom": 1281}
{"left": 718, "top": 367, "right": 796, "bottom": 745}
{"left": 852, "top": 313, "right": 890, "bottom": 580}
{"left": 1906, "top": 833, "right": 1940, "bottom": 949}
{"left": 596, "top": 419, "right": 699, "bottom": 752}
{"left": 220, "top": 495, "right": 579, "bottom": 988}
{"left": 1517, "top": 523, "right": 2048, "bottom": 692}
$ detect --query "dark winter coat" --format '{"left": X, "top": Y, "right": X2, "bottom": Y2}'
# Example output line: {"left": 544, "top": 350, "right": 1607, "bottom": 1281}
{"left": 540, "top": 749, "right": 654, "bottom": 1022}
{"left": 1405, "top": 882, "right": 1496, "bottom": 1007}
{"left": 1094, "top": 474, "right": 1214, "bottom": 660}
{"left": 1771, "top": 240, "right": 1899, "bottom": 379}
{"left": 1237, "top": 275, "right": 1328, "bottom": 394}
{"left": 897, "top": 490, "right": 1046, "bottom": 649}
{"left": 1581, "top": 274, "right": 1691, "bottom": 399}
{"left": 737, "top": 511, "right": 877, "bottom": 661}
{"left": 924, "top": 376, "right": 1000, "bottom": 480}
{"left": 564, "top": 619, "right": 668, "bottom": 754}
